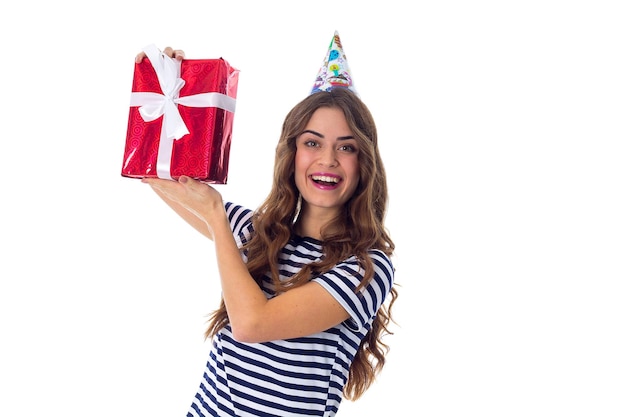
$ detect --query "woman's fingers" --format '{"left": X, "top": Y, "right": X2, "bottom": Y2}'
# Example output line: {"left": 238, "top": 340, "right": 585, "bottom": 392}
{"left": 163, "top": 46, "right": 185, "bottom": 60}
{"left": 135, "top": 51, "right": 146, "bottom": 63}
{"left": 142, "top": 178, "right": 179, "bottom": 199}
{"left": 142, "top": 176, "right": 209, "bottom": 203}
{"left": 135, "top": 47, "right": 185, "bottom": 64}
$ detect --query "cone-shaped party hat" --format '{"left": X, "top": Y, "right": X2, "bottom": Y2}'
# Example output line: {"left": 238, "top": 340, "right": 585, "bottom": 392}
{"left": 310, "top": 31, "right": 357, "bottom": 95}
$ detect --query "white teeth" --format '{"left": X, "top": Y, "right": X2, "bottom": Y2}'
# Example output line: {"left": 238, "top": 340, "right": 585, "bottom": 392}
{"left": 312, "top": 175, "right": 339, "bottom": 183}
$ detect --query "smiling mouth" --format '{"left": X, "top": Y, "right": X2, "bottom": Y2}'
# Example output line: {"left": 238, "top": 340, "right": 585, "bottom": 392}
{"left": 311, "top": 175, "right": 340, "bottom": 186}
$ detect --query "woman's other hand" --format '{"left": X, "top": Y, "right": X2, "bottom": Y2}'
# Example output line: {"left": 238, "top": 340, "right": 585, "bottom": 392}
{"left": 135, "top": 47, "right": 185, "bottom": 63}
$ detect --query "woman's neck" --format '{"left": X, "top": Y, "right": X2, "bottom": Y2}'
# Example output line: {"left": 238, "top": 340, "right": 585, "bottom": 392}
{"left": 294, "top": 205, "right": 339, "bottom": 240}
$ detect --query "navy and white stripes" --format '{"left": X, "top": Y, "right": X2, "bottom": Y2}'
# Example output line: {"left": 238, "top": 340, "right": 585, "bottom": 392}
{"left": 187, "top": 203, "right": 394, "bottom": 417}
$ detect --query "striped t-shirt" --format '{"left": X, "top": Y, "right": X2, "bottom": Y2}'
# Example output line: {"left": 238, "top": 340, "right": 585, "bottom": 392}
{"left": 187, "top": 203, "right": 394, "bottom": 417}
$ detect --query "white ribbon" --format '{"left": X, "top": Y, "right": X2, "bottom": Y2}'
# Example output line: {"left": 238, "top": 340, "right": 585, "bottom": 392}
{"left": 129, "top": 44, "right": 237, "bottom": 179}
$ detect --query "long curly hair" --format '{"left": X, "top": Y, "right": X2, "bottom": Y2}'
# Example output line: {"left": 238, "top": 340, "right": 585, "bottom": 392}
{"left": 205, "top": 88, "right": 397, "bottom": 401}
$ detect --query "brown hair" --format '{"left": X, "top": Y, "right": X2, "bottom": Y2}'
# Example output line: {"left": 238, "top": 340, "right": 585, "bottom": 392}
{"left": 205, "top": 88, "right": 398, "bottom": 400}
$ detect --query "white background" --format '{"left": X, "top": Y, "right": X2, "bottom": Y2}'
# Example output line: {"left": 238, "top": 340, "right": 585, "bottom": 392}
{"left": 1, "top": 1, "right": 625, "bottom": 416}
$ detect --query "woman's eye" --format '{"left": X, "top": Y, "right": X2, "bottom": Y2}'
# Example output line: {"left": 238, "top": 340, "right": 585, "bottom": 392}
{"left": 339, "top": 144, "right": 356, "bottom": 152}
{"left": 304, "top": 140, "right": 318, "bottom": 147}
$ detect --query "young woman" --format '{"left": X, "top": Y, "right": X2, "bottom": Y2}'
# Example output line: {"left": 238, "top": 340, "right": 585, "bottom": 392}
{"left": 139, "top": 46, "right": 398, "bottom": 417}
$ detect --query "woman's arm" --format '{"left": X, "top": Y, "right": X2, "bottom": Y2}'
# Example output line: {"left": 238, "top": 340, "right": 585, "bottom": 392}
{"left": 149, "top": 184, "right": 213, "bottom": 239}
{"left": 143, "top": 176, "right": 351, "bottom": 343}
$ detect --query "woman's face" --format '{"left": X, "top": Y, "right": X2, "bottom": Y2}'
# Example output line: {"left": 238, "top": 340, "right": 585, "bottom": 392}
{"left": 294, "top": 107, "right": 360, "bottom": 216}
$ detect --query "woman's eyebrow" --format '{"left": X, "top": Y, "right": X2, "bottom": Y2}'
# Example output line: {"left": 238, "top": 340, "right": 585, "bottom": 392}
{"left": 301, "top": 129, "right": 355, "bottom": 141}
{"left": 301, "top": 129, "right": 323, "bottom": 138}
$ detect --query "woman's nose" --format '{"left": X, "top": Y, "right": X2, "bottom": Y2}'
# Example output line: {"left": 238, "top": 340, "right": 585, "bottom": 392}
{"left": 318, "top": 147, "right": 338, "bottom": 167}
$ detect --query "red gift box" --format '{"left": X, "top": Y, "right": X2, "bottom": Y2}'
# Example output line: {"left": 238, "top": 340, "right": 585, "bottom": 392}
{"left": 121, "top": 45, "right": 239, "bottom": 183}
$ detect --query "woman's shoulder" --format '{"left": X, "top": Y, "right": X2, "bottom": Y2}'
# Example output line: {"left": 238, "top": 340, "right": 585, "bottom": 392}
{"left": 365, "top": 249, "right": 395, "bottom": 287}
{"left": 224, "top": 202, "right": 254, "bottom": 219}
{"left": 366, "top": 248, "right": 394, "bottom": 270}
{"left": 329, "top": 249, "right": 394, "bottom": 288}
{"left": 327, "top": 248, "right": 393, "bottom": 271}
{"left": 224, "top": 202, "right": 255, "bottom": 235}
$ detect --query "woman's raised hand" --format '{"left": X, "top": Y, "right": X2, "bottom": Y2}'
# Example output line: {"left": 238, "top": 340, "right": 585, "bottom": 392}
{"left": 135, "top": 47, "right": 186, "bottom": 63}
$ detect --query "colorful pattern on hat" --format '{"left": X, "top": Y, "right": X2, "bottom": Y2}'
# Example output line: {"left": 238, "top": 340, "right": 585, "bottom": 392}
{"left": 311, "top": 31, "right": 357, "bottom": 95}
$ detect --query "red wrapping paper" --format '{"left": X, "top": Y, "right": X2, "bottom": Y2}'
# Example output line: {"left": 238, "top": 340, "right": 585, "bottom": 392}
{"left": 121, "top": 56, "right": 239, "bottom": 183}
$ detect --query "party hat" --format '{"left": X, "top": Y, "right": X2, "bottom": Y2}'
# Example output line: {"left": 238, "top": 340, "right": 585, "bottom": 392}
{"left": 311, "top": 31, "right": 357, "bottom": 95}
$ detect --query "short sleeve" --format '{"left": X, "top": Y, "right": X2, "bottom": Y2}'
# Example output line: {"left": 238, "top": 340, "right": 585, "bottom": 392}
{"left": 312, "top": 249, "right": 394, "bottom": 332}
{"left": 224, "top": 202, "right": 254, "bottom": 254}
